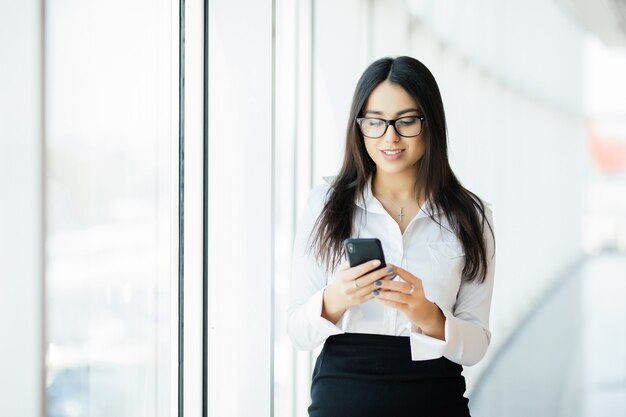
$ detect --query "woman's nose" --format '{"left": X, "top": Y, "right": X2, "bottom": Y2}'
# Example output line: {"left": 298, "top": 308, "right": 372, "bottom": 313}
{"left": 383, "top": 123, "right": 400, "bottom": 143}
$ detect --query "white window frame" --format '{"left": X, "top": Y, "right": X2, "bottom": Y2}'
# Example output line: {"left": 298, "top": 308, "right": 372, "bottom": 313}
{"left": 0, "top": 0, "right": 45, "bottom": 416}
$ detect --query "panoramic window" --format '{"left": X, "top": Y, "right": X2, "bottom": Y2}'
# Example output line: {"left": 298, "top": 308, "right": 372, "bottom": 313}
{"left": 44, "top": 1, "right": 178, "bottom": 416}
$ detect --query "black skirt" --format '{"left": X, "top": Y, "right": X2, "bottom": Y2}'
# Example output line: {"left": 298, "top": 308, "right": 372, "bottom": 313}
{"left": 308, "top": 333, "right": 470, "bottom": 417}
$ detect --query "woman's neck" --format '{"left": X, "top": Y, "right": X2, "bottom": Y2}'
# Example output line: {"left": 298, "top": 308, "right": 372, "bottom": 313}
{"left": 372, "top": 170, "right": 420, "bottom": 203}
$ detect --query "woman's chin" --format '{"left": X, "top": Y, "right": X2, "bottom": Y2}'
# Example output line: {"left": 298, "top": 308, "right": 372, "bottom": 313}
{"left": 375, "top": 161, "right": 415, "bottom": 175}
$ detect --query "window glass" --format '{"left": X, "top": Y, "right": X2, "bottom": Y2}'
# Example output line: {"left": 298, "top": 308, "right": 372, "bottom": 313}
{"left": 44, "top": 1, "right": 177, "bottom": 416}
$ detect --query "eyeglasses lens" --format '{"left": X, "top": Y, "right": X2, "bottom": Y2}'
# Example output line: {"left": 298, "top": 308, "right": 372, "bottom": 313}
{"left": 359, "top": 117, "right": 422, "bottom": 138}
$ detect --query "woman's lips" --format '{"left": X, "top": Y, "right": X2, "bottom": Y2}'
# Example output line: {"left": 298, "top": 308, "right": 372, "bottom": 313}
{"left": 380, "top": 149, "right": 404, "bottom": 161}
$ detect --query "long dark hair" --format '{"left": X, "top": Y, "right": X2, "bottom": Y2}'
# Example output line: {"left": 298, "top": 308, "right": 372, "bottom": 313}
{"left": 309, "top": 56, "right": 495, "bottom": 284}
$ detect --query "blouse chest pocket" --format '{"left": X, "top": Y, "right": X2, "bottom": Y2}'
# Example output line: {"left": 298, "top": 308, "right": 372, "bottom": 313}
{"left": 424, "top": 241, "right": 465, "bottom": 303}
{"left": 428, "top": 241, "right": 465, "bottom": 262}
{"left": 416, "top": 241, "right": 465, "bottom": 311}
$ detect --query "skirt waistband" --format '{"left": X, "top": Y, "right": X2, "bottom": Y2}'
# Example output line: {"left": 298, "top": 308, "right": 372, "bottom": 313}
{"left": 320, "top": 332, "right": 464, "bottom": 376}
{"left": 325, "top": 332, "right": 411, "bottom": 347}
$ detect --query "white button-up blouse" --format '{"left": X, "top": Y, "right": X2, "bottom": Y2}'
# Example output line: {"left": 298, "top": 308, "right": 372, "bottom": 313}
{"left": 286, "top": 176, "right": 496, "bottom": 366}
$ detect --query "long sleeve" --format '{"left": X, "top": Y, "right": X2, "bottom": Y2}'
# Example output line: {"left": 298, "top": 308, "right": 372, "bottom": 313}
{"left": 286, "top": 184, "right": 348, "bottom": 350}
{"left": 409, "top": 205, "right": 496, "bottom": 366}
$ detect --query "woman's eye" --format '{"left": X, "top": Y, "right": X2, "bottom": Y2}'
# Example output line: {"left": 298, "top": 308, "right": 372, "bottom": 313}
{"left": 366, "top": 119, "right": 384, "bottom": 127}
{"left": 397, "top": 117, "right": 418, "bottom": 126}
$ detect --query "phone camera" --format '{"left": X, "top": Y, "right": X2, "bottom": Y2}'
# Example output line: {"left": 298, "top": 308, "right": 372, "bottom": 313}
{"left": 347, "top": 243, "right": 355, "bottom": 253}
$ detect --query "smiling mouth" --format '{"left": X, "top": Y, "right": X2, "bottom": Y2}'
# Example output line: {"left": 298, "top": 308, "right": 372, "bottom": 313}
{"left": 381, "top": 149, "right": 404, "bottom": 155}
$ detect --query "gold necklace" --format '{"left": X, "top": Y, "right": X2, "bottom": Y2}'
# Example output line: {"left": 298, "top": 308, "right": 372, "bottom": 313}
{"left": 375, "top": 190, "right": 417, "bottom": 223}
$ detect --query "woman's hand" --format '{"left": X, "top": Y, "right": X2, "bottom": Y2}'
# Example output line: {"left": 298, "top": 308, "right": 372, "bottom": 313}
{"left": 322, "top": 260, "right": 395, "bottom": 324}
{"left": 373, "top": 265, "right": 446, "bottom": 340}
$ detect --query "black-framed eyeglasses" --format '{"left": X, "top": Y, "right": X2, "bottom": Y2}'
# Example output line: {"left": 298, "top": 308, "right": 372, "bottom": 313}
{"left": 356, "top": 115, "right": 425, "bottom": 138}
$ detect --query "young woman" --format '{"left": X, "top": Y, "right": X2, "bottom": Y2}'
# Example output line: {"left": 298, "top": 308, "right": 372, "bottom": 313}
{"left": 287, "top": 56, "right": 496, "bottom": 416}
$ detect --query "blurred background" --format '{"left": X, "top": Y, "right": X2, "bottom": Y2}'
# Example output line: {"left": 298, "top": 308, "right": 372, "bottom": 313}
{"left": 2, "top": 0, "right": 626, "bottom": 416}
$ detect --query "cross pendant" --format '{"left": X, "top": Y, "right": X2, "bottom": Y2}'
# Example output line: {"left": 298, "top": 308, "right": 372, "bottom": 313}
{"left": 398, "top": 208, "right": 405, "bottom": 222}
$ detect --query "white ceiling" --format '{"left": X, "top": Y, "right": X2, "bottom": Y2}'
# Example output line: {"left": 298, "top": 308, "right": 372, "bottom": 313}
{"left": 555, "top": 0, "right": 626, "bottom": 45}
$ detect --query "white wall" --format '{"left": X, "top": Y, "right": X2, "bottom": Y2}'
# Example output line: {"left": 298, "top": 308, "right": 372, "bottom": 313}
{"left": 421, "top": 0, "right": 587, "bottom": 384}
{"left": 0, "top": 0, "right": 44, "bottom": 416}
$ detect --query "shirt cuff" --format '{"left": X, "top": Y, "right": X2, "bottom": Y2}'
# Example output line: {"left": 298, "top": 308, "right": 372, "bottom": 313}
{"left": 305, "top": 287, "right": 346, "bottom": 337}
{"left": 408, "top": 305, "right": 454, "bottom": 361}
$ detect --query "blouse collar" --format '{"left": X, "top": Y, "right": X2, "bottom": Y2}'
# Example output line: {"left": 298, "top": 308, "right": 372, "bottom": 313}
{"left": 323, "top": 175, "right": 441, "bottom": 220}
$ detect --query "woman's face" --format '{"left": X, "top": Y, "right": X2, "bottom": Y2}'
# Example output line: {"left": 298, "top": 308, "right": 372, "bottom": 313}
{"left": 361, "top": 80, "right": 426, "bottom": 176}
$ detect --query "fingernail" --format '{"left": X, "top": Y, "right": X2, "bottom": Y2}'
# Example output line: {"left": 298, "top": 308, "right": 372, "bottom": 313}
{"left": 386, "top": 266, "right": 393, "bottom": 273}
{"left": 372, "top": 290, "right": 380, "bottom": 296}
{"left": 388, "top": 273, "right": 397, "bottom": 279}
{"left": 372, "top": 260, "right": 381, "bottom": 266}
{"left": 375, "top": 280, "right": 382, "bottom": 286}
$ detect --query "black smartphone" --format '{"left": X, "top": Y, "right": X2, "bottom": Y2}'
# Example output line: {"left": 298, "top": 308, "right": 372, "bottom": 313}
{"left": 343, "top": 238, "right": 386, "bottom": 270}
